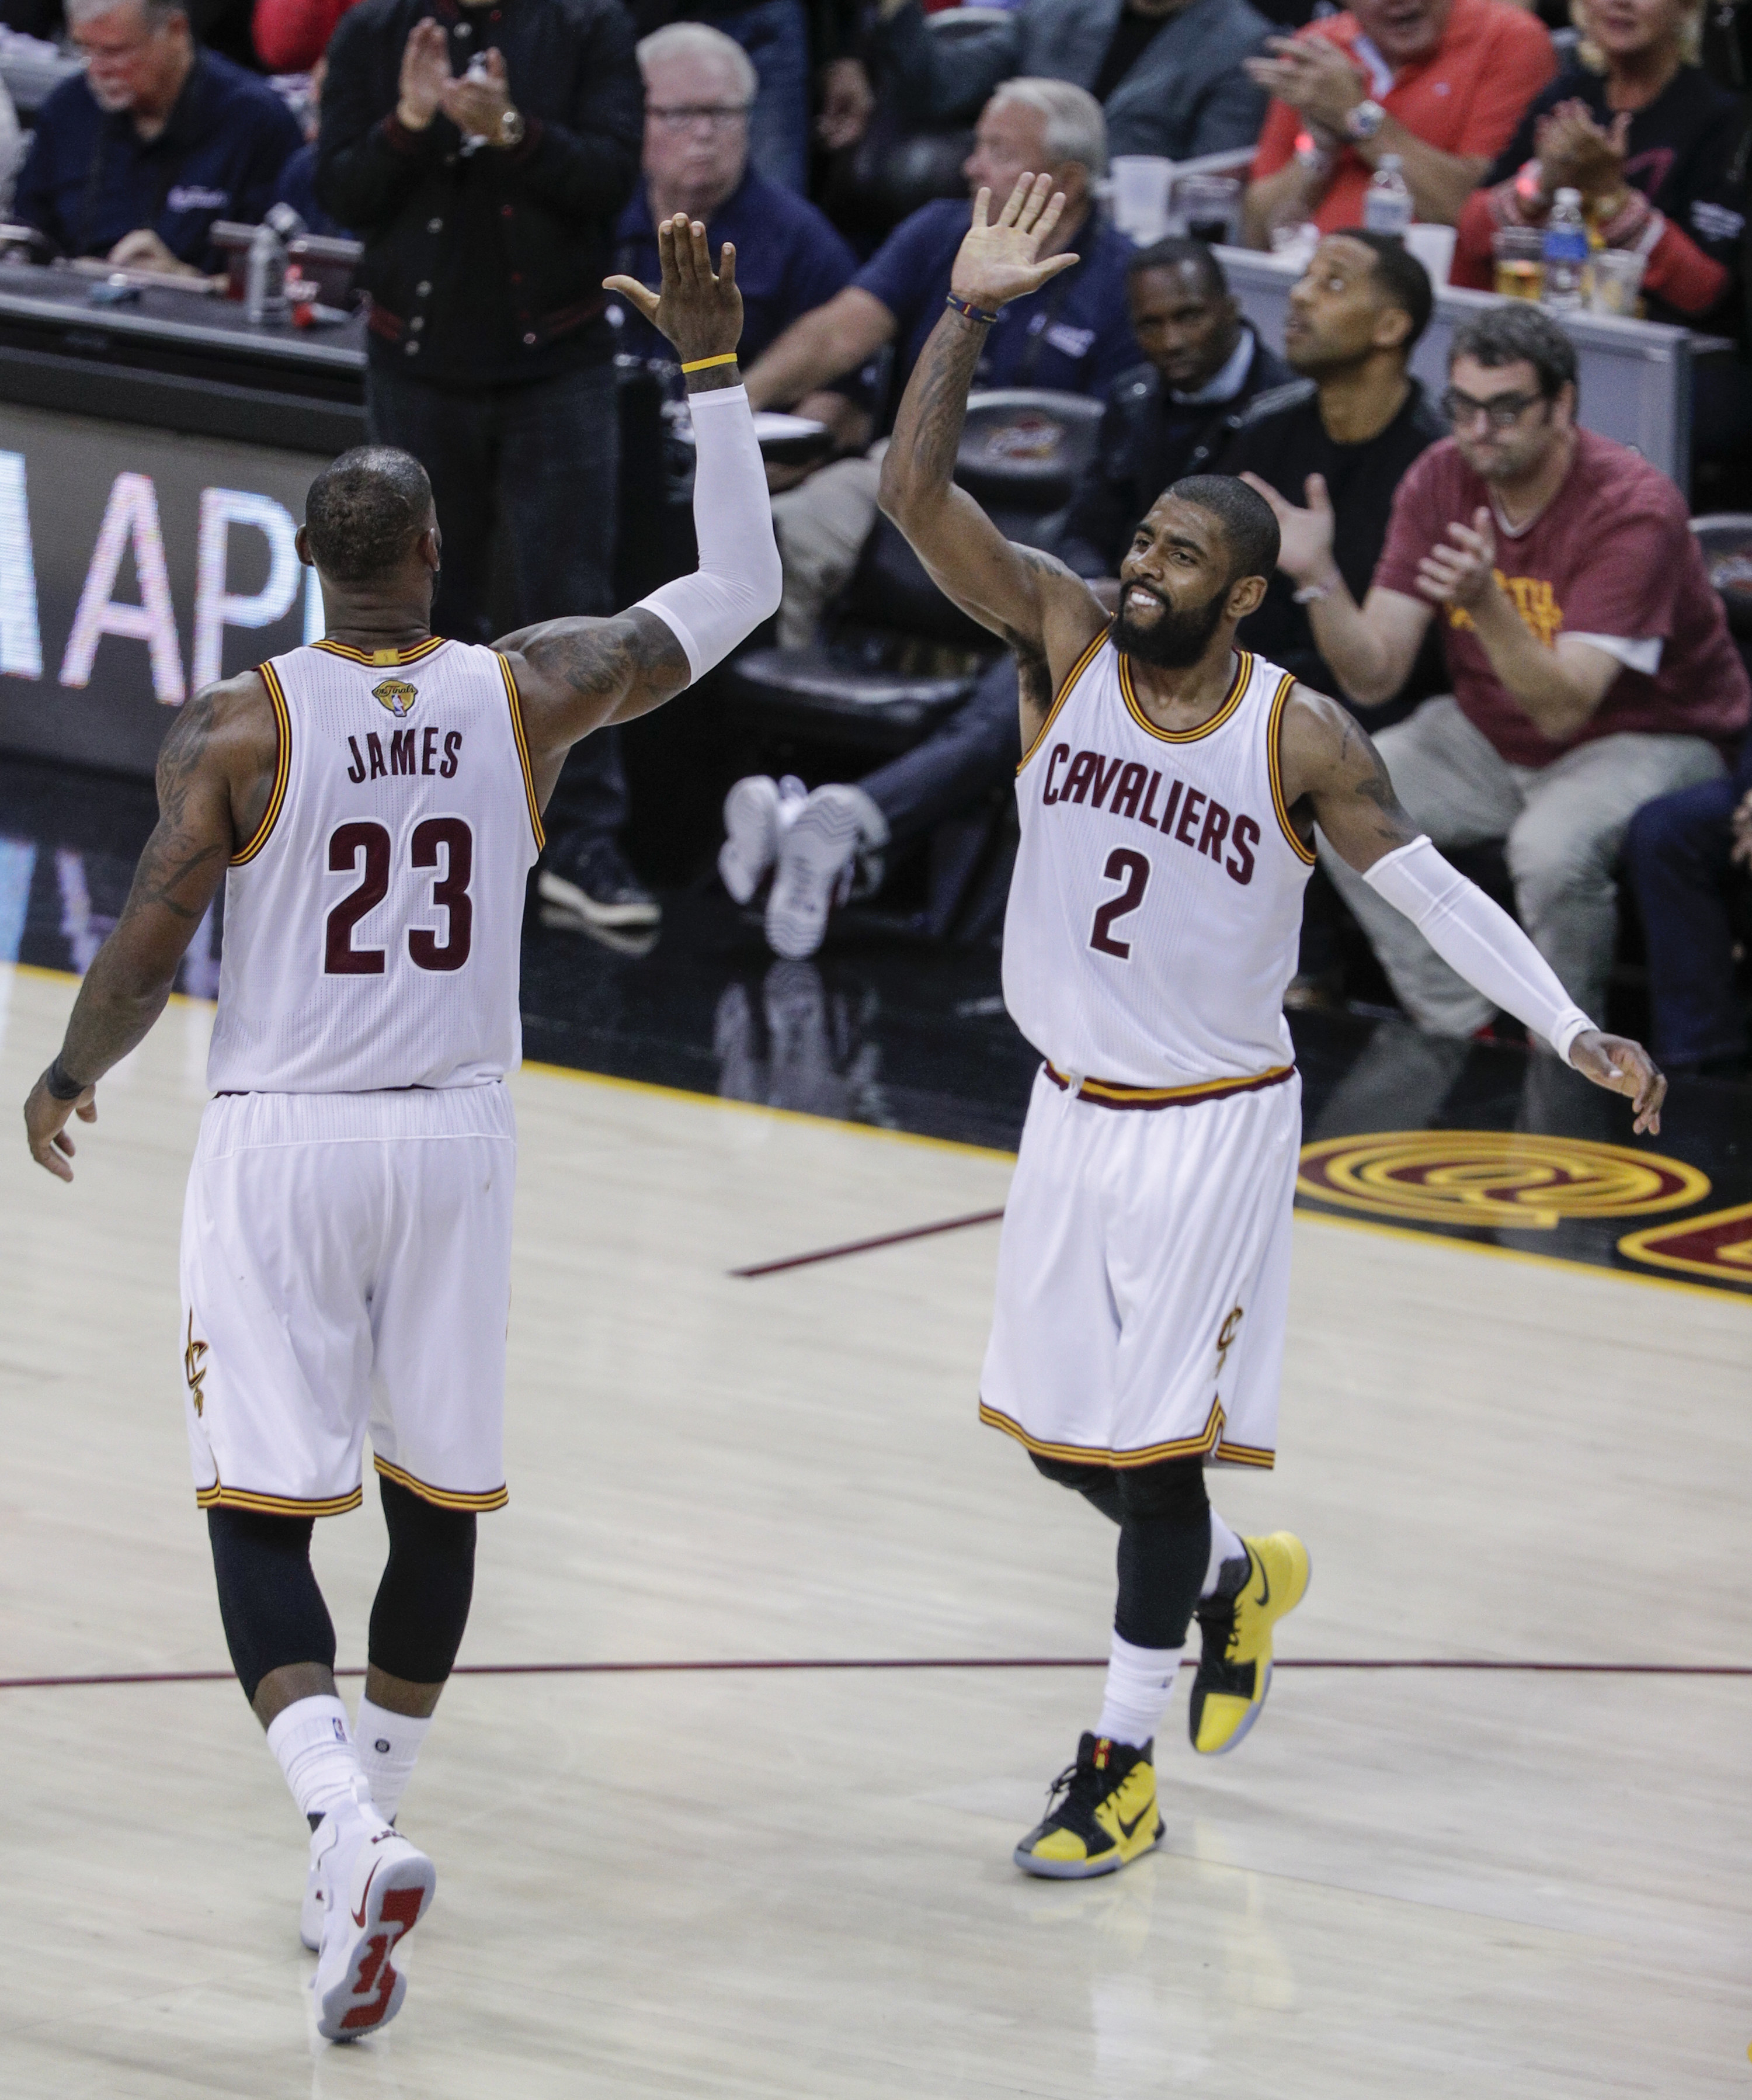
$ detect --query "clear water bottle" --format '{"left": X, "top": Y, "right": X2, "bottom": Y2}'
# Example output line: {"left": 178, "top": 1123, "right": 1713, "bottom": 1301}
{"left": 1542, "top": 188, "right": 1589, "bottom": 311}
{"left": 1363, "top": 154, "right": 1413, "bottom": 238}
{"left": 244, "top": 221, "right": 285, "bottom": 325}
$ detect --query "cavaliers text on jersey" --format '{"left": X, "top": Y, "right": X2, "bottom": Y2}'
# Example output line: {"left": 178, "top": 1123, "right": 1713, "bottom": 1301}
{"left": 1002, "top": 634, "right": 1316, "bottom": 1094}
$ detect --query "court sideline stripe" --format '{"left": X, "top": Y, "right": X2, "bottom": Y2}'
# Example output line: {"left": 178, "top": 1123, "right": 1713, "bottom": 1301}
{"left": 732, "top": 1209, "right": 1006, "bottom": 1277}
{"left": 1, "top": 1657, "right": 1747, "bottom": 1692}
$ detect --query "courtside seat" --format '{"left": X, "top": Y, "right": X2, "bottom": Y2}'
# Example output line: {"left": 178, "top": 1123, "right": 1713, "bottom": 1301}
{"left": 955, "top": 390, "right": 1105, "bottom": 514}
{"left": 726, "top": 389, "right": 1105, "bottom": 750}
{"left": 721, "top": 637, "right": 982, "bottom": 754}
{"left": 1690, "top": 514, "right": 1752, "bottom": 645}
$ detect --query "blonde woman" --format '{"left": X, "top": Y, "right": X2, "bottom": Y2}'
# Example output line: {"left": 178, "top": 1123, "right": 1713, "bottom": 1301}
{"left": 1452, "top": 0, "right": 1743, "bottom": 330}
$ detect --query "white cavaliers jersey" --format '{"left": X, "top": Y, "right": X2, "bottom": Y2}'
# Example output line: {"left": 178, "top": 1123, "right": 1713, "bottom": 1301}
{"left": 206, "top": 636, "right": 544, "bottom": 1094}
{"left": 1002, "top": 633, "right": 1316, "bottom": 1092}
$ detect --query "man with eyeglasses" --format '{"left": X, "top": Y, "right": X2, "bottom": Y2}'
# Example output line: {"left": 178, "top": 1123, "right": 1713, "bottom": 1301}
{"left": 1252, "top": 302, "right": 1748, "bottom": 1038}
{"left": 610, "top": 22, "right": 861, "bottom": 447}
{"left": 318, "top": 0, "right": 653, "bottom": 937}
{"left": 15, "top": 0, "right": 300, "bottom": 276}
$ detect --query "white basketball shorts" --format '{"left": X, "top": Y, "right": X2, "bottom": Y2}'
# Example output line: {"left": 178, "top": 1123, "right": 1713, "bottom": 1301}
{"left": 979, "top": 1064, "right": 1301, "bottom": 1470}
{"left": 179, "top": 1085, "right": 517, "bottom": 1518}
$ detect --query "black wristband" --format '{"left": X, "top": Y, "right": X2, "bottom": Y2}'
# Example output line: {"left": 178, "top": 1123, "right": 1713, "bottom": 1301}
{"left": 945, "top": 294, "right": 999, "bottom": 326}
{"left": 45, "top": 1056, "right": 89, "bottom": 1101}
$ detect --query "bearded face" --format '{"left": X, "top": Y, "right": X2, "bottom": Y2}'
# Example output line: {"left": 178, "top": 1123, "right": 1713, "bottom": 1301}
{"left": 1111, "top": 576, "right": 1231, "bottom": 668}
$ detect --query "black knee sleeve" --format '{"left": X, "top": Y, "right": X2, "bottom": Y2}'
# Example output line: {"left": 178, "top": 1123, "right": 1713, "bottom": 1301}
{"left": 367, "top": 1476, "right": 477, "bottom": 1685}
{"left": 1029, "top": 1449, "right": 1126, "bottom": 1525}
{"left": 1113, "top": 1457, "right": 1209, "bottom": 1651}
{"left": 207, "top": 1507, "right": 337, "bottom": 1706}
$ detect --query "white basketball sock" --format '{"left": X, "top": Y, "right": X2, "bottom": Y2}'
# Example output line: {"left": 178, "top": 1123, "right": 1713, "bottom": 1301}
{"left": 1096, "top": 1630, "right": 1183, "bottom": 1748}
{"left": 266, "top": 1695, "right": 361, "bottom": 1824}
{"left": 354, "top": 1696, "right": 432, "bottom": 1821}
{"left": 1202, "top": 1511, "right": 1246, "bottom": 1598}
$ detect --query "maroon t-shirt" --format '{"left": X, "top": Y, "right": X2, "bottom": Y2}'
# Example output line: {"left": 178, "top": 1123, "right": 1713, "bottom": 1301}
{"left": 1373, "top": 428, "right": 1750, "bottom": 767}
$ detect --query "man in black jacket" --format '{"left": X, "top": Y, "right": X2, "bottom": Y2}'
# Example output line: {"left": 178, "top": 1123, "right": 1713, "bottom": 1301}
{"left": 1057, "top": 235, "right": 1295, "bottom": 579}
{"left": 317, "top": 0, "right": 655, "bottom": 933}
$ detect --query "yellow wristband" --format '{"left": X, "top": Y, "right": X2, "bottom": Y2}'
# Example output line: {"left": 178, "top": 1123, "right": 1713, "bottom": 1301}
{"left": 679, "top": 352, "right": 739, "bottom": 373}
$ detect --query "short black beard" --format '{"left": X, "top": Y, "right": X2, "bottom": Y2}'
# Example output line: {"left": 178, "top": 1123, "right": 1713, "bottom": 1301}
{"left": 1112, "top": 582, "right": 1229, "bottom": 669}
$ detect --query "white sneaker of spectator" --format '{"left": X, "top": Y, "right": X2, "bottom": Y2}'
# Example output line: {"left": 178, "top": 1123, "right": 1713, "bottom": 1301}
{"left": 764, "top": 785, "right": 888, "bottom": 960}
{"left": 719, "top": 773, "right": 808, "bottom": 904}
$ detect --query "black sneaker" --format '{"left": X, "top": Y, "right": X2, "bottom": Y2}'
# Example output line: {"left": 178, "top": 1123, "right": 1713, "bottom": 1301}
{"left": 1013, "top": 1732, "right": 1162, "bottom": 1879}
{"left": 1188, "top": 1532, "right": 1310, "bottom": 1755}
{"left": 538, "top": 841, "right": 661, "bottom": 932}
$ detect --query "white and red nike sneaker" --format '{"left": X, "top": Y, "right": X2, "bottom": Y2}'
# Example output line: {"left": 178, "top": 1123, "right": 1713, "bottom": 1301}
{"left": 310, "top": 1778, "right": 436, "bottom": 2042}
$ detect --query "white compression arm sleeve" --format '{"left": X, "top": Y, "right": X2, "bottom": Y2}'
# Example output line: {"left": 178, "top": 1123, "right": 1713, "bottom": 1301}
{"left": 633, "top": 385, "right": 783, "bottom": 685}
{"left": 1362, "top": 834, "right": 1595, "bottom": 1064}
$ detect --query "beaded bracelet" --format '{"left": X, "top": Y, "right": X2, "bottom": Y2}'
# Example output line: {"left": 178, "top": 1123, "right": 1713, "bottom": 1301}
{"left": 945, "top": 294, "right": 999, "bottom": 327}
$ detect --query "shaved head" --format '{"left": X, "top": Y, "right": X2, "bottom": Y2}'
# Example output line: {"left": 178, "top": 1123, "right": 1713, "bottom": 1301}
{"left": 304, "top": 447, "right": 434, "bottom": 585}
{"left": 1163, "top": 474, "right": 1280, "bottom": 585}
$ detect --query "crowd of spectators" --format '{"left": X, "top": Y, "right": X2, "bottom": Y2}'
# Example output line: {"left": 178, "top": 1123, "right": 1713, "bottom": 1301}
{"left": 0, "top": 0, "right": 1743, "bottom": 1053}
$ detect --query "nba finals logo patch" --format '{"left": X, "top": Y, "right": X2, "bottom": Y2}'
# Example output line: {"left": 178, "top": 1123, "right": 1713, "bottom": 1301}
{"left": 373, "top": 678, "right": 419, "bottom": 718}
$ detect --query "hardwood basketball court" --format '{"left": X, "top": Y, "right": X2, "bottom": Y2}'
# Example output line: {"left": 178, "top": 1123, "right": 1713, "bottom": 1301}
{"left": 0, "top": 962, "right": 1746, "bottom": 2097}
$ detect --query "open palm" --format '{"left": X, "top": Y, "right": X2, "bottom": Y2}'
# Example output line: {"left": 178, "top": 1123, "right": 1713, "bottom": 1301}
{"left": 950, "top": 173, "right": 1079, "bottom": 313}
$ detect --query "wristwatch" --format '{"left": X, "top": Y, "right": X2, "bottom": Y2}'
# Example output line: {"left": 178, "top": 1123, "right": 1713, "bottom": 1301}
{"left": 1343, "top": 98, "right": 1386, "bottom": 144}
{"left": 496, "top": 105, "right": 526, "bottom": 149}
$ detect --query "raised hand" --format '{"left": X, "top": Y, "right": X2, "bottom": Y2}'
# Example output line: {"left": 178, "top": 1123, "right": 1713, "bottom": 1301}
{"left": 1416, "top": 506, "right": 1497, "bottom": 612}
{"left": 1242, "top": 470, "right": 1336, "bottom": 586}
{"left": 440, "top": 46, "right": 513, "bottom": 143}
{"left": 816, "top": 56, "right": 874, "bottom": 152}
{"left": 1534, "top": 102, "right": 1629, "bottom": 204}
{"left": 1566, "top": 1030, "right": 1666, "bottom": 1135}
{"left": 604, "top": 214, "right": 743, "bottom": 370}
{"left": 950, "top": 173, "right": 1078, "bottom": 314}
{"left": 1244, "top": 33, "right": 1365, "bottom": 134}
{"left": 397, "top": 18, "right": 451, "bottom": 131}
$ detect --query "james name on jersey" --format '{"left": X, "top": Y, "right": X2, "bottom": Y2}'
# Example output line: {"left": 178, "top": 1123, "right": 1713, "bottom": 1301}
{"left": 1036, "top": 740, "right": 1263, "bottom": 888}
{"left": 344, "top": 726, "right": 465, "bottom": 784}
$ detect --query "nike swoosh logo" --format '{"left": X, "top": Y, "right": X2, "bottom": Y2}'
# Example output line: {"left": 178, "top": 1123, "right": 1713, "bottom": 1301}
{"left": 350, "top": 1861, "right": 380, "bottom": 1930}
{"left": 1253, "top": 1555, "right": 1270, "bottom": 1609}
{"left": 1116, "top": 1802, "right": 1152, "bottom": 1839}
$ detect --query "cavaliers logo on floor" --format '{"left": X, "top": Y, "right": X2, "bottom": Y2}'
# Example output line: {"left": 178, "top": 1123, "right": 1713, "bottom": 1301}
{"left": 1618, "top": 1202, "right": 1752, "bottom": 1289}
{"left": 373, "top": 678, "right": 419, "bottom": 718}
{"left": 1296, "top": 1131, "right": 1709, "bottom": 1230}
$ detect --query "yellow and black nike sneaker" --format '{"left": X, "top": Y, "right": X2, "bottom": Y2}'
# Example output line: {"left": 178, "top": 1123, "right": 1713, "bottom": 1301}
{"left": 1188, "top": 1532, "right": 1310, "bottom": 1756}
{"left": 1013, "top": 1733, "right": 1163, "bottom": 1879}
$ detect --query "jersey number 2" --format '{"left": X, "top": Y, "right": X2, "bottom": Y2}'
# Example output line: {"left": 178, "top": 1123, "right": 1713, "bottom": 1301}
{"left": 1089, "top": 848, "right": 1150, "bottom": 960}
{"left": 325, "top": 818, "right": 474, "bottom": 975}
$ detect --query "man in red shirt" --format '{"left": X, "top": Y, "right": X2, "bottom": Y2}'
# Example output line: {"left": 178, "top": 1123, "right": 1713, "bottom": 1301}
{"left": 1245, "top": 303, "right": 1747, "bottom": 1035}
{"left": 1243, "top": 0, "right": 1555, "bottom": 241}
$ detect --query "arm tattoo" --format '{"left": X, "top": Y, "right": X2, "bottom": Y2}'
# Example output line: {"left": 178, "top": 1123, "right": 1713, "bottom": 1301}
{"left": 131, "top": 694, "right": 232, "bottom": 922}
{"left": 1347, "top": 721, "right": 1416, "bottom": 846}
{"left": 903, "top": 315, "right": 986, "bottom": 491}
{"left": 57, "top": 688, "right": 239, "bottom": 1081}
{"left": 524, "top": 613, "right": 691, "bottom": 720}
